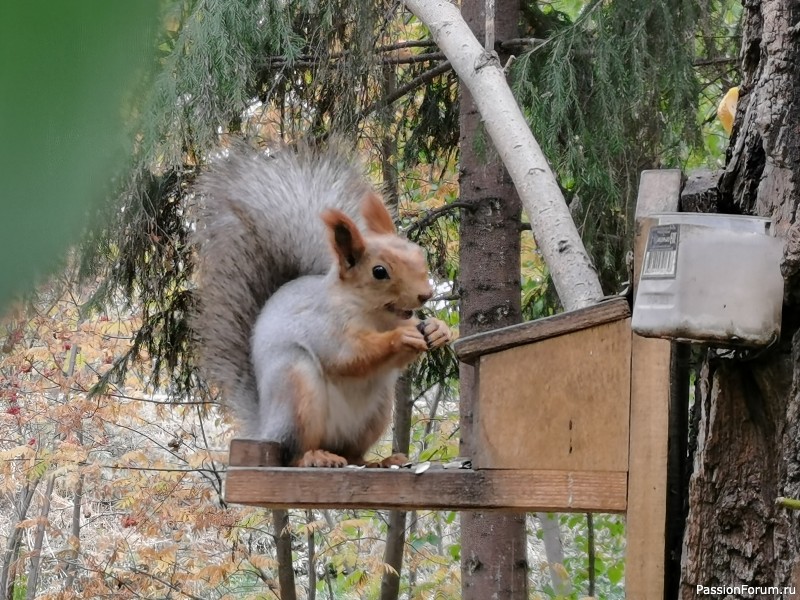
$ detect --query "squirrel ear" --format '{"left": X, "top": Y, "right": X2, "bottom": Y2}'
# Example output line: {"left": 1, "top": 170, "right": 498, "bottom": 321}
{"left": 361, "top": 192, "right": 396, "bottom": 235}
{"left": 321, "top": 209, "right": 366, "bottom": 272}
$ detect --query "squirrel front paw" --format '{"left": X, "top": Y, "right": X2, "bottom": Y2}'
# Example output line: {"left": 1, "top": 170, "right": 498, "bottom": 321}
{"left": 418, "top": 318, "right": 451, "bottom": 350}
{"left": 395, "top": 322, "right": 429, "bottom": 354}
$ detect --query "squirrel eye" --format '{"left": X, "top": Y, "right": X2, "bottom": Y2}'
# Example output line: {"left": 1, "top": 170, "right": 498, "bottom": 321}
{"left": 372, "top": 265, "right": 390, "bottom": 280}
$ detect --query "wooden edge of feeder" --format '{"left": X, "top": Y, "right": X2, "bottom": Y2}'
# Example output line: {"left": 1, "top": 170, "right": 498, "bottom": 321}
{"left": 452, "top": 295, "right": 631, "bottom": 363}
{"left": 229, "top": 439, "right": 284, "bottom": 467}
{"left": 224, "top": 463, "right": 627, "bottom": 513}
{"left": 624, "top": 167, "right": 682, "bottom": 599}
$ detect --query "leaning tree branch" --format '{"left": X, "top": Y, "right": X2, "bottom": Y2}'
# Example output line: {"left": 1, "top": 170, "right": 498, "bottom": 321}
{"left": 498, "top": 37, "right": 546, "bottom": 50}
{"left": 261, "top": 53, "right": 445, "bottom": 69}
{"left": 360, "top": 60, "right": 453, "bottom": 120}
{"left": 693, "top": 56, "right": 738, "bottom": 67}
{"left": 404, "top": 200, "right": 472, "bottom": 237}
{"left": 259, "top": 40, "right": 436, "bottom": 65}
{"left": 376, "top": 39, "right": 438, "bottom": 52}
{"left": 402, "top": 0, "right": 603, "bottom": 310}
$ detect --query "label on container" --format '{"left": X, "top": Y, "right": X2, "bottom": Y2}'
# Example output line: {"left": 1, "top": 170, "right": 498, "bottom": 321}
{"left": 642, "top": 224, "right": 679, "bottom": 279}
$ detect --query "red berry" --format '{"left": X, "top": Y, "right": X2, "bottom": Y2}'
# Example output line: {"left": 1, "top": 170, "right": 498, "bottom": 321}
{"left": 6, "top": 406, "right": 20, "bottom": 416}
{"left": 121, "top": 515, "right": 139, "bottom": 528}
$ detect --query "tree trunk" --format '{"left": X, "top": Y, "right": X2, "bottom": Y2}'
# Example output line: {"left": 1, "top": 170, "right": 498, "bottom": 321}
{"left": 380, "top": 376, "right": 412, "bottom": 600}
{"left": 681, "top": 0, "right": 800, "bottom": 595}
{"left": 273, "top": 509, "right": 297, "bottom": 600}
{"left": 25, "top": 472, "right": 56, "bottom": 600}
{"left": 1, "top": 482, "right": 38, "bottom": 600}
{"left": 306, "top": 511, "right": 316, "bottom": 600}
{"left": 63, "top": 427, "right": 84, "bottom": 590}
{"left": 458, "top": 1, "right": 528, "bottom": 598}
{"left": 402, "top": 0, "right": 603, "bottom": 309}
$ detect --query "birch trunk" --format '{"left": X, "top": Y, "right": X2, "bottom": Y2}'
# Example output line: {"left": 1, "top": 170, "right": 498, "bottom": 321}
{"left": 402, "top": 0, "right": 603, "bottom": 309}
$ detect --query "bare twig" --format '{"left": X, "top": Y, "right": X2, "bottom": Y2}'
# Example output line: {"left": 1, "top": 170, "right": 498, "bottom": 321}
{"left": 405, "top": 200, "right": 472, "bottom": 237}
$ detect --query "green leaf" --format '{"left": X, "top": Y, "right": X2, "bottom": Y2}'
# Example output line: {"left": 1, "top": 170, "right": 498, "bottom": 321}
{"left": 447, "top": 543, "right": 460, "bottom": 561}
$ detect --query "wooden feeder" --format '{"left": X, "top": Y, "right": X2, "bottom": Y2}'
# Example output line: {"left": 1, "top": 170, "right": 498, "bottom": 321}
{"left": 224, "top": 170, "right": 683, "bottom": 598}
{"left": 226, "top": 297, "right": 630, "bottom": 514}
{"left": 455, "top": 297, "right": 631, "bottom": 478}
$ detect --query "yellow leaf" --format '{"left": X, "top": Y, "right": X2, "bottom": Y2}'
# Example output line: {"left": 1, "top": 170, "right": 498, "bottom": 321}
{"left": 249, "top": 554, "right": 278, "bottom": 570}
{"left": 197, "top": 564, "right": 225, "bottom": 586}
{"left": 717, "top": 86, "right": 739, "bottom": 134}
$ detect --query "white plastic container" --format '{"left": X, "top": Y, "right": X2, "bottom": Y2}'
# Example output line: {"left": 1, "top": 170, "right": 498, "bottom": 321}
{"left": 631, "top": 213, "right": 784, "bottom": 347}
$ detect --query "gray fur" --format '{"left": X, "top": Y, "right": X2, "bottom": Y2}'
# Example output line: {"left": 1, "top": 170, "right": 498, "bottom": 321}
{"left": 192, "top": 142, "right": 374, "bottom": 430}
{"left": 250, "top": 273, "right": 398, "bottom": 454}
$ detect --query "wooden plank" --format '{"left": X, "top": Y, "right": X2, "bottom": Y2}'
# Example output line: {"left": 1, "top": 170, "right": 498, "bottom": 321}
{"left": 626, "top": 169, "right": 681, "bottom": 600}
{"left": 474, "top": 318, "right": 631, "bottom": 471}
{"left": 453, "top": 296, "right": 630, "bottom": 363}
{"left": 225, "top": 467, "right": 627, "bottom": 513}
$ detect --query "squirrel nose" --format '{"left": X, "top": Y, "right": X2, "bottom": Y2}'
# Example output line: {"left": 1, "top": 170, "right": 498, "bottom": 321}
{"left": 418, "top": 292, "right": 432, "bottom": 303}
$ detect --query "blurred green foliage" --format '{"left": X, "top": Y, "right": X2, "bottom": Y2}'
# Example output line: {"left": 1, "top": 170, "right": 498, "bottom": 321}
{"left": 0, "top": 1, "right": 157, "bottom": 308}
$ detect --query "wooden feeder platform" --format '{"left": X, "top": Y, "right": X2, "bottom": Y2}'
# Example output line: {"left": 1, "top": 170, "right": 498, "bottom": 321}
{"left": 226, "top": 296, "right": 631, "bottom": 514}
{"left": 227, "top": 451, "right": 627, "bottom": 513}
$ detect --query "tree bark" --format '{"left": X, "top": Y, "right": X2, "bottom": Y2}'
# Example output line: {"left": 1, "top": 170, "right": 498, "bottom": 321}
{"left": 681, "top": 0, "right": 800, "bottom": 595}
{"left": 457, "top": 1, "right": 528, "bottom": 598}
{"left": 539, "top": 514, "right": 571, "bottom": 595}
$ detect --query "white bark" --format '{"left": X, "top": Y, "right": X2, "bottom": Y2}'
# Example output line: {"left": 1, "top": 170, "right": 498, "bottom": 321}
{"left": 538, "top": 513, "right": 572, "bottom": 595}
{"left": 402, "top": 0, "right": 604, "bottom": 310}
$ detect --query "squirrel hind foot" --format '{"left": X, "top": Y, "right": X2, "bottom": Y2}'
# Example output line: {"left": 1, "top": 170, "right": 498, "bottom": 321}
{"left": 362, "top": 453, "right": 409, "bottom": 468}
{"left": 295, "top": 449, "right": 348, "bottom": 468}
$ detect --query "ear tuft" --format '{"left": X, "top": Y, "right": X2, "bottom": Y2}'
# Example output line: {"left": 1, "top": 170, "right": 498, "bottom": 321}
{"left": 361, "top": 193, "right": 396, "bottom": 235}
{"left": 321, "top": 209, "right": 366, "bottom": 273}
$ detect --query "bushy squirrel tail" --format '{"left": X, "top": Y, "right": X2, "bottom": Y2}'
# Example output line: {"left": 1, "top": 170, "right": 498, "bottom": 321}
{"left": 193, "top": 141, "right": 378, "bottom": 424}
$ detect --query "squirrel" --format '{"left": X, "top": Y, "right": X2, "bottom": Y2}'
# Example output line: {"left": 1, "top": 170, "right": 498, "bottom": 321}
{"left": 193, "top": 141, "right": 451, "bottom": 468}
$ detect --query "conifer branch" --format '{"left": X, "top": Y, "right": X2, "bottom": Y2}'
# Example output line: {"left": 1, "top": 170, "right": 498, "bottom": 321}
{"left": 263, "top": 53, "right": 445, "bottom": 68}
{"left": 360, "top": 61, "right": 452, "bottom": 119}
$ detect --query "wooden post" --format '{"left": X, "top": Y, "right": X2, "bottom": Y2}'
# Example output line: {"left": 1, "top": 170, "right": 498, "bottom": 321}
{"left": 626, "top": 170, "right": 681, "bottom": 599}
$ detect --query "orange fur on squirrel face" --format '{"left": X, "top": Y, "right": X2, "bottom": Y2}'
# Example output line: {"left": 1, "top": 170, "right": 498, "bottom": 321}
{"left": 322, "top": 195, "right": 432, "bottom": 323}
